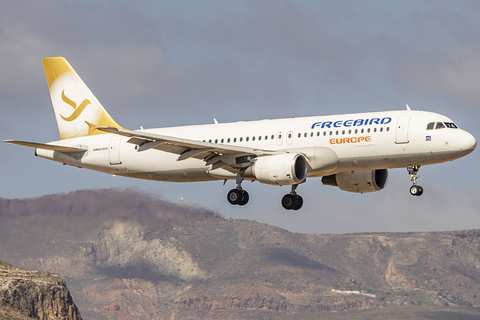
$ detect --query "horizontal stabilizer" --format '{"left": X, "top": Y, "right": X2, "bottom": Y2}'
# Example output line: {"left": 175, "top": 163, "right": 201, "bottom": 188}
{"left": 3, "top": 140, "right": 87, "bottom": 153}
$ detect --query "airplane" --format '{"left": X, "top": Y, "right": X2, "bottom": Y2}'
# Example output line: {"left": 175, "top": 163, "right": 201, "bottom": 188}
{"left": 4, "top": 57, "right": 477, "bottom": 210}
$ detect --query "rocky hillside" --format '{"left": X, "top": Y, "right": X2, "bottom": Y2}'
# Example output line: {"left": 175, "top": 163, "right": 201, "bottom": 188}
{"left": 0, "top": 189, "right": 479, "bottom": 319}
{"left": 0, "top": 260, "right": 82, "bottom": 320}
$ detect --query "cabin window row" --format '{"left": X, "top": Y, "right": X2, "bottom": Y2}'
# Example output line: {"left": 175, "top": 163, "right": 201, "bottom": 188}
{"left": 205, "top": 135, "right": 276, "bottom": 144}
{"left": 296, "top": 127, "right": 390, "bottom": 138}
{"left": 204, "top": 127, "right": 390, "bottom": 144}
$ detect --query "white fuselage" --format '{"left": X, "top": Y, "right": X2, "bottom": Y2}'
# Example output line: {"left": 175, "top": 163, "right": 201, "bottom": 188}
{"left": 36, "top": 110, "right": 476, "bottom": 183}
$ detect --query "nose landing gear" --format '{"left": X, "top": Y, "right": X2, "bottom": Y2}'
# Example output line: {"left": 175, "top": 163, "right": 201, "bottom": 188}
{"left": 407, "top": 165, "right": 423, "bottom": 196}
{"left": 281, "top": 184, "right": 303, "bottom": 210}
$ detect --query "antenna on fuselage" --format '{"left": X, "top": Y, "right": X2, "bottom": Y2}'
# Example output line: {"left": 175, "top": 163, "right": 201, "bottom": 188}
{"left": 406, "top": 104, "right": 411, "bottom": 111}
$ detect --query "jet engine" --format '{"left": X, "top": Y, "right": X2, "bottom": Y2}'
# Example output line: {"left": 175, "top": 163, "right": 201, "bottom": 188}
{"left": 242, "top": 153, "right": 307, "bottom": 185}
{"left": 322, "top": 169, "right": 388, "bottom": 193}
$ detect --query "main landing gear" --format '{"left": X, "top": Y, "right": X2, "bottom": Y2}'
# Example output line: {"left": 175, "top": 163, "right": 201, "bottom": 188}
{"left": 227, "top": 173, "right": 249, "bottom": 206}
{"left": 407, "top": 165, "right": 423, "bottom": 196}
{"left": 281, "top": 184, "right": 303, "bottom": 210}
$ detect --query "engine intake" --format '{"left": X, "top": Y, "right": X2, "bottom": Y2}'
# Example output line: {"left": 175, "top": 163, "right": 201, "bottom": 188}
{"left": 322, "top": 169, "right": 388, "bottom": 193}
{"left": 242, "top": 153, "right": 307, "bottom": 185}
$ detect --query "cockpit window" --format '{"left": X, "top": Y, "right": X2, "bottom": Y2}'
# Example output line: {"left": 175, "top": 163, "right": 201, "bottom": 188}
{"left": 444, "top": 122, "right": 458, "bottom": 129}
{"left": 426, "top": 122, "right": 435, "bottom": 130}
{"left": 435, "top": 122, "right": 446, "bottom": 129}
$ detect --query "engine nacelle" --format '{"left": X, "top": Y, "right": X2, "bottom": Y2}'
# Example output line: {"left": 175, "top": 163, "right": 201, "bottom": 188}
{"left": 242, "top": 153, "right": 307, "bottom": 185}
{"left": 322, "top": 169, "right": 388, "bottom": 193}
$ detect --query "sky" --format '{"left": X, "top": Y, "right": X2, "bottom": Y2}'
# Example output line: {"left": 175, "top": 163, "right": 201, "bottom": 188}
{"left": 1, "top": 0, "right": 479, "bottom": 234}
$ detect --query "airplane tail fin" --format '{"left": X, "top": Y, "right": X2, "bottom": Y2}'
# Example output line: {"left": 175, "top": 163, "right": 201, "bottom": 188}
{"left": 42, "top": 57, "right": 123, "bottom": 139}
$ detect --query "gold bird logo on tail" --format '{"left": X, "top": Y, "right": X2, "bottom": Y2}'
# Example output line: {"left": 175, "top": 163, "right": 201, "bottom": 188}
{"left": 60, "top": 90, "right": 91, "bottom": 122}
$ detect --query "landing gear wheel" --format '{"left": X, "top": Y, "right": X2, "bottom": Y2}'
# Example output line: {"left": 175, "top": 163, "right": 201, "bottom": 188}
{"left": 294, "top": 195, "right": 303, "bottom": 210}
{"left": 238, "top": 190, "right": 249, "bottom": 206}
{"left": 410, "top": 185, "right": 424, "bottom": 196}
{"left": 282, "top": 194, "right": 297, "bottom": 210}
{"left": 227, "top": 189, "right": 249, "bottom": 205}
{"left": 282, "top": 194, "right": 303, "bottom": 210}
{"left": 227, "top": 189, "right": 242, "bottom": 205}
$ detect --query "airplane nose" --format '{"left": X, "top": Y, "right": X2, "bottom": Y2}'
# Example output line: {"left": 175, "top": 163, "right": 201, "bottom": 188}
{"left": 458, "top": 131, "right": 476, "bottom": 152}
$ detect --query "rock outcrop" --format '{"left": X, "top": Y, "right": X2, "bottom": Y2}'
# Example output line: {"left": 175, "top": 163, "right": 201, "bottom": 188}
{"left": 0, "top": 261, "right": 82, "bottom": 320}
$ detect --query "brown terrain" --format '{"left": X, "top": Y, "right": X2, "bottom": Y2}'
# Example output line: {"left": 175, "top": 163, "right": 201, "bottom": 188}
{"left": 0, "top": 260, "right": 82, "bottom": 320}
{"left": 0, "top": 189, "right": 479, "bottom": 319}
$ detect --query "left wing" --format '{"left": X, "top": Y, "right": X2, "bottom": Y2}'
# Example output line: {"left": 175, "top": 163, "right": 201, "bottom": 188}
{"left": 97, "top": 127, "right": 282, "bottom": 167}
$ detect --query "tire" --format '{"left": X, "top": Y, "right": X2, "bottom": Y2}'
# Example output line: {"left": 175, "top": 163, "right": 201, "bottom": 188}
{"left": 416, "top": 186, "right": 424, "bottom": 196}
{"left": 238, "top": 190, "right": 249, "bottom": 206}
{"left": 293, "top": 195, "right": 303, "bottom": 210}
{"left": 282, "top": 194, "right": 298, "bottom": 210}
{"left": 227, "top": 189, "right": 242, "bottom": 205}
{"left": 410, "top": 185, "right": 418, "bottom": 196}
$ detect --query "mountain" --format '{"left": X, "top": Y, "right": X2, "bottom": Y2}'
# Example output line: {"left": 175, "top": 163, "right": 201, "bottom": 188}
{"left": 0, "top": 189, "right": 479, "bottom": 319}
{"left": 0, "top": 260, "right": 82, "bottom": 320}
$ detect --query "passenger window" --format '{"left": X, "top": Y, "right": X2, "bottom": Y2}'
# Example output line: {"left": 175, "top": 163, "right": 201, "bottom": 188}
{"left": 311, "top": 132, "right": 314, "bottom": 137}
{"left": 374, "top": 128, "right": 377, "bottom": 133}
{"left": 246, "top": 137, "right": 249, "bottom": 141}
{"left": 436, "top": 122, "right": 445, "bottom": 129}
{"left": 348, "top": 130, "right": 351, "bottom": 134}
{"left": 209, "top": 139, "right": 212, "bottom": 143}
{"left": 342, "top": 130, "right": 345, "bottom": 135}
{"left": 298, "top": 133, "right": 301, "bottom": 138}
{"left": 240, "top": 137, "right": 243, "bottom": 142}
{"left": 323, "top": 131, "right": 326, "bottom": 136}
{"left": 361, "top": 129, "right": 364, "bottom": 133}
{"left": 330, "top": 131, "right": 333, "bottom": 135}
{"left": 336, "top": 131, "right": 339, "bottom": 135}
{"left": 387, "top": 127, "right": 390, "bottom": 131}
{"left": 304, "top": 133, "right": 307, "bottom": 137}
{"left": 278, "top": 134, "right": 282, "bottom": 139}
{"left": 355, "top": 129, "right": 358, "bottom": 134}
{"left": 426, "top": 122, "right": 435, "bottom": 130}
{"left": 252, "top": 136, "right": 255, "bottom": 141}
{"left": 227, "top": 138, "right": 230, "bottom": 143}
{"left": 221, "top": 139, "right": 224, "bottom": 143}
{"left": 271, "top": 135, "right": 275, "bottom": 140}
{"left": 265, "top": 135, "right": 268, "bottom": 140}
{"left": 215, "top": 139, "right": 218, "bottom": 143}
{"left": 317, "top": 132, "right": 320, "bottom": 136}
{"left": 380, "top": 127, "right": 383, "bottom": 132}
{"left": 234, "top": 138, "right": 237, "bottom": 142}
{"left": 367, "top": 128, "right": 371, "bottom": 133}
{"left": 258, "top": 136, "right": 262, "bottom": 140}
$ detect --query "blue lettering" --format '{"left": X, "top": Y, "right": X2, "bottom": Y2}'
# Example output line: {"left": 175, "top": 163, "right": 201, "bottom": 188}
{"left": 311, "top": 122, "right": 322, "bottom": 129}
{"left": 311, "top": 117, "right": 392, "bottom": 130}
{"left": 322, "top": 121, "right": 332, "bottom": 128}
{"left": 381, "top": 117, "right": 392, "bottom": 124}
{"left": 334, "top": 120, "right": 343, "bottom": 128}
{"left": 353, "top": 119, "right": 364, "bottom": 126}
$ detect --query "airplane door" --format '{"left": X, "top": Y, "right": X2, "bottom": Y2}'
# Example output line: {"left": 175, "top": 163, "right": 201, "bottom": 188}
{"left": 109, "top": 136, "right": 122, "bottom": 165}
{"left": 276, "top": 131, "right": 284, "bottom": 146}
{"left": 286, "top": 131, "right": 293, "bottom": 145}
{"left": 395, "top": 115, "right": 411, "bottom": 144}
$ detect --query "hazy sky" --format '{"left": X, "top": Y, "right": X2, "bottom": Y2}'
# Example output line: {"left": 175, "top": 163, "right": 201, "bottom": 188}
{"left": 1, "top": 0, "right": 479, "bottom": 234}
